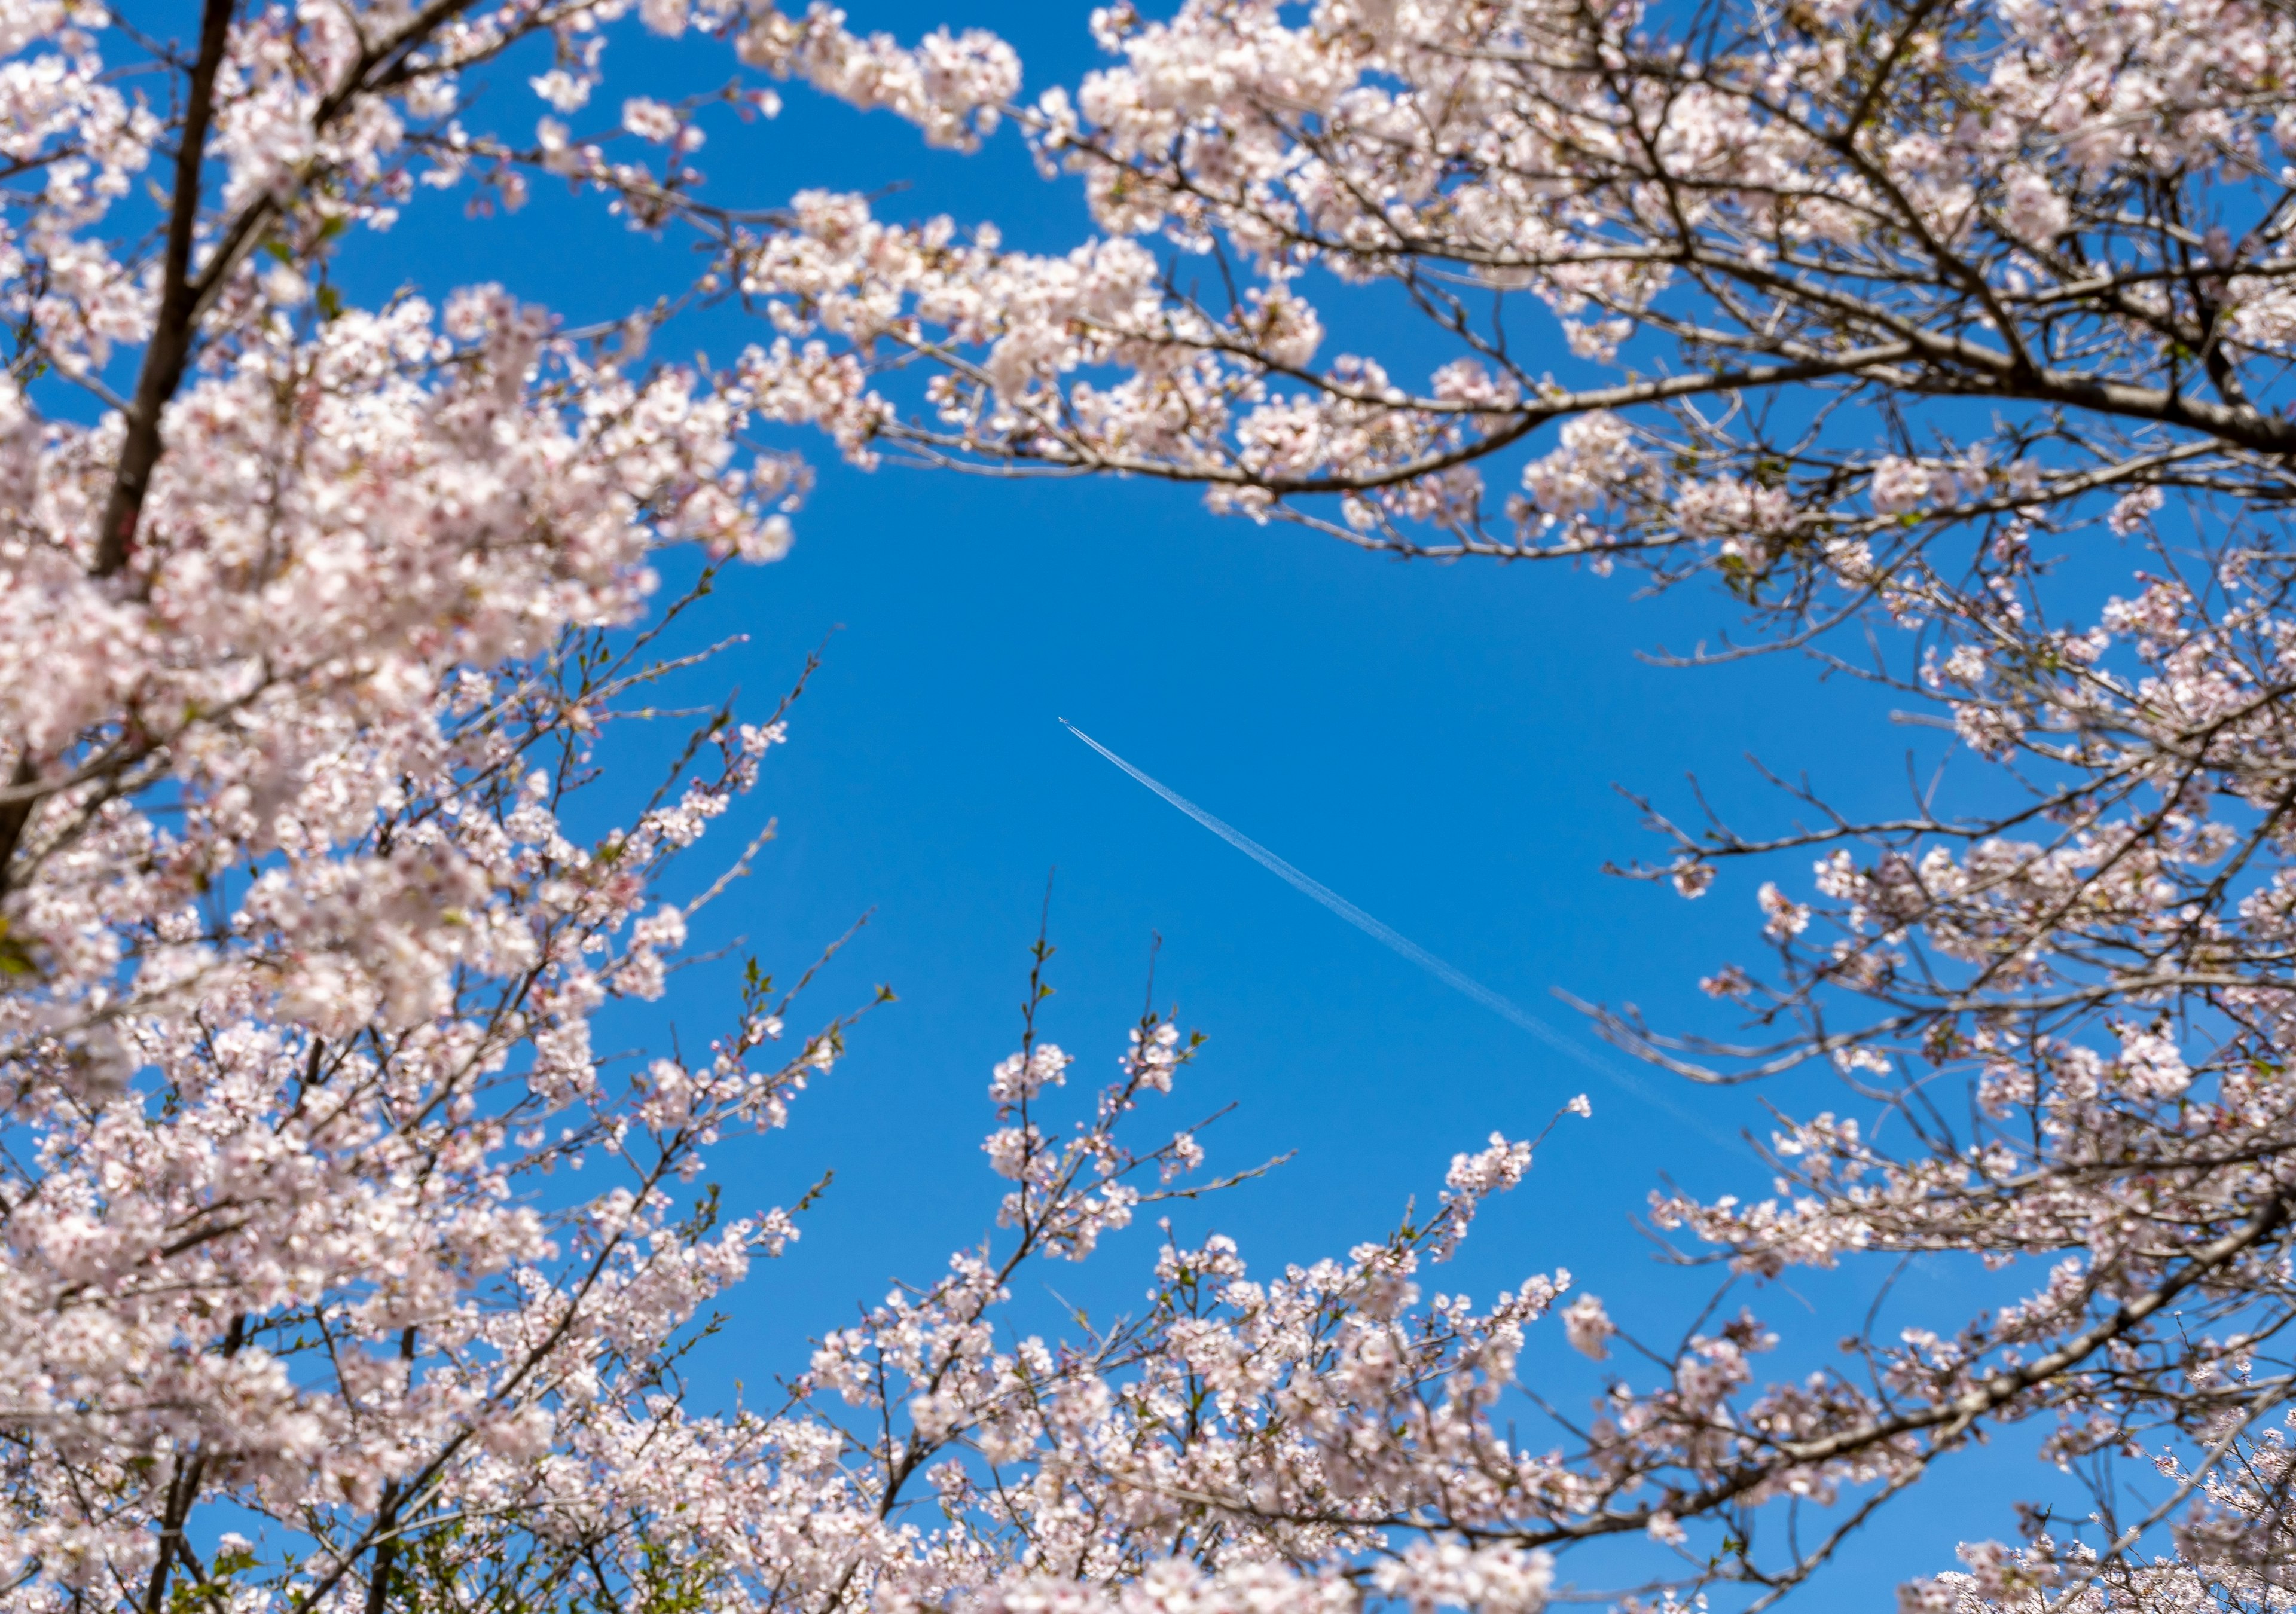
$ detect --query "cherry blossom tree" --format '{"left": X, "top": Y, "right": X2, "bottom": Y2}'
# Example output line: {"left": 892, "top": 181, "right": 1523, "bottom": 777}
{"left": 17, "top": 1, "right": 2296, "bottom": 1613}
{"left": 677, "top": 0, "right": 2296, "bottom": 1610}
{"left": 0, "top": 1, "right": 875, "bottom": 1608}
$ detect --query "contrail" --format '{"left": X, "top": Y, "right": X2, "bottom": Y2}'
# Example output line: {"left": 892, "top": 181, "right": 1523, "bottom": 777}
{"left": 1059, "top": 721, "right": 1741, "bottom": 1149}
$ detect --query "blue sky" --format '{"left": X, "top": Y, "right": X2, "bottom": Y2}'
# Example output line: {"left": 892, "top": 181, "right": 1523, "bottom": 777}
{"left": 320, "top": 2, "right": 2080, "bottom": 1594}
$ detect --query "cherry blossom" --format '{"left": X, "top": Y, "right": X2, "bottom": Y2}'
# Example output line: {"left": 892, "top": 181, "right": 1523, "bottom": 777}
{"left": 25, "top": 2, "right": 2296, "bottom": 1613}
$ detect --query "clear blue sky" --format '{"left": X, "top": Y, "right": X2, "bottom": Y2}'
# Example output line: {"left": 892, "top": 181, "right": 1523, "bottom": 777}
{"left": 333, "top": 4, "right": 2057, "bottom": 1594}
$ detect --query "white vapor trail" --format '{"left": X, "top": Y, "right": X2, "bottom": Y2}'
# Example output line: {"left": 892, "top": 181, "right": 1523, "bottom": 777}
{"left": 1060, "top": 720, "right": 1740, "bottom": 1148}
